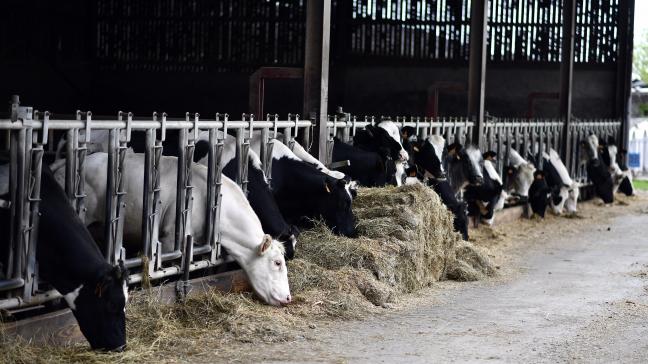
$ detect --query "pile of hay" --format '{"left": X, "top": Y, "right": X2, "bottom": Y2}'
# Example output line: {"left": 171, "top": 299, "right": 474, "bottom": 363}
{"left": 0, "top": 184, "right": 494, "bottom": 363}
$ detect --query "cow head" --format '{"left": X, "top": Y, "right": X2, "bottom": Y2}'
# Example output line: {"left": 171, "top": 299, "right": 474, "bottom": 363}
{"left": 68, "top": 264, "right": 129, "bottom": 351}
{"left": 277, "top": 225, "right": 300, "bottom": 260}
{"left": 565, "top": 183, "right": 580, "bottom": 213}
{"left": 410, "top": 135, "right": 447, "bottom": 181}
{"left": 549, "top": 186, "right": 569, "bottom": 215}
{"left": 378, "top": 120, "right": 409, "bottom": 161}
{"left": 448, "top": 143, "right": 484, "bottom": 186}
{"left": 580, "top": 134, "right": 599, "bottom": 163}
{"left": 321, "top": 178, "right": 358, "bottom": 237}
{"left": 510, "top": 163, "right": 535, "bottom": 198}
{"left": 246, "top": 234, "right": 292, "bottom": 306}
{"left": 354, "top": 125, "right": 407, "bottom": 162}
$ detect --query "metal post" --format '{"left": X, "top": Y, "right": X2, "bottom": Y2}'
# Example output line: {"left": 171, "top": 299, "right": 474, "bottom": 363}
{"left": 560, "top": 0, "right": 576, "bottom": 164}
{"left": 615, "top": 0, "right": 635, "bottom": 149}
{"left": 468, "top": 0, "right": 488, "bottom": 149}
{"left": 304, "top": 0, "right": 332, "bottom": 162}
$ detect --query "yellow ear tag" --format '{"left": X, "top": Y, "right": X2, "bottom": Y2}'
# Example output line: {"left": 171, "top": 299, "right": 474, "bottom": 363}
{"left": 325, "top": 184, "right": 331, "bottom": 193}
{"left": 413, "top": 146, "right": 420, "bottom": 152}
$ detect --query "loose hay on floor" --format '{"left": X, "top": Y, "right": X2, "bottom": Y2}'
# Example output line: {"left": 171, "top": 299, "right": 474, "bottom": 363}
{"left": 1, "top": 184, "right": 493, "bottom": 363}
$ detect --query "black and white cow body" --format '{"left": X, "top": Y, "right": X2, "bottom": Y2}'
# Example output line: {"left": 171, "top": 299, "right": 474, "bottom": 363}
{"left": 251, "top": 138, "right": 358, "bottom": 238}
{"left": 332, "top": 137, "right": 390, "bottom": 187}
{"left": 504, "top": 148, "right": 536, "bottom": 204}
{"left": 464, "top": 152, "right": 505, "bottom": 226}
{"left": 581, "top": 135, "right": 614, "bottom": 204}
{"left": 352, "top": 121, "right": 408, "bottom": 186}
{"left": 600, "top": 138, "right": 635, "bottom": 196}
{"left": 0, "top": 163, "right": 128, "bottom": 351}
{"left": 539, "top": 149, "right": 580, "bottom": 215}
{"left": 194, "top": 136, "right": 299, "bottom": 260}
{"left": 527, "top": 170, "right": 551, "bottom": 217}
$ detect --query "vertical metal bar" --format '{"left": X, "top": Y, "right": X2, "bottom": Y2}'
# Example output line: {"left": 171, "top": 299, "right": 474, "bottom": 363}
{"left": 23, "top": 127, "right": 43, "bottom": 301}
{"left": 207, "top": 113, "right": 225, "bottom": 263}
{"left": 468, "top": 0, "right": 489, "bottom": 149}
{"left": 560, "top": 0, "right": 576, "bottom": 163}
{"left": 104, "top": 125, "right": 117, "bottom": 261}
{"left": 174, "top": 122, "right": 189, "bottom": 251}
{"left": 142, "top": 127, "right": 157, "bottom": 273}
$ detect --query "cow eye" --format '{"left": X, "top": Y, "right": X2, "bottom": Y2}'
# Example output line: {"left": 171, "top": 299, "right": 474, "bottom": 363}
{"left": 274, "top": 260, "right": 282, "bottom": 267}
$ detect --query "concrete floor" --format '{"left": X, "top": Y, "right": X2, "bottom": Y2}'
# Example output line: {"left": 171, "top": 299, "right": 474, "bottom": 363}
{"left": 256, "top": 213, "right": 648, "bottom": 363}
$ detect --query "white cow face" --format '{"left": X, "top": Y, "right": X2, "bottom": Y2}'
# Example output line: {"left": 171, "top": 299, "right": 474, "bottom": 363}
{"left": 246, "top": 234, "right": 292, "bottom": 307}
{"left": 580, "top": 134, "right": 599, "bottom": 163}
{"left": 514, "top": 163, "right": 536, "bottom": 197}
{"left": 550, "top": 186, "right": 570, "bottom": 215}
{"left": 565, "top": 184, "right": 580, "bottom": 214}
{"left": 378, "top": 120, "right": 409, "bottom": 161}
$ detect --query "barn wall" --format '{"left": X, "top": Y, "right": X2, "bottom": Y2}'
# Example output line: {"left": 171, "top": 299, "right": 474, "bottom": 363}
{"left": 338, "top": 65, "right": 616, "bottom": 119}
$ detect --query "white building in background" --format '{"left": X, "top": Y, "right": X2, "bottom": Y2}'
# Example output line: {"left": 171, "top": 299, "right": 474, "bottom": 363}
{"left": 629, "top": 75, "right": 648, "bottom": 175}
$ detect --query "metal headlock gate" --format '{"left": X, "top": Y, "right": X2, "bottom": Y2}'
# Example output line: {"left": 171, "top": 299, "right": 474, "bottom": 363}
{"left": 0, "top": 96, "right": 311, "bottom": 311}
{"left": 0, "top": 95, "right": 621, "bottom": 314}
{"left": 324, "top": 114, "right": 622, "bottom": 186}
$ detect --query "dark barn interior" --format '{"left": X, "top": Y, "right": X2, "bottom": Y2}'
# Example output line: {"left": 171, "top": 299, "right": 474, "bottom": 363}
{"left": 0, "top": 0, "right": 632, "bottom": 120}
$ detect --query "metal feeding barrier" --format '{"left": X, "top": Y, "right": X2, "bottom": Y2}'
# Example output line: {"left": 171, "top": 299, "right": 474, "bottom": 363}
{"left": 0, "top": 96, "right": 311, "bottom": 311}
{"left": 325, "top": 114, "right": 476, "bottom": 166}
{"left": 324, "top": 112, "right": 621, "bottom": 188}
{"left": 0, "top": 95, "right": 622, "bottom": 314}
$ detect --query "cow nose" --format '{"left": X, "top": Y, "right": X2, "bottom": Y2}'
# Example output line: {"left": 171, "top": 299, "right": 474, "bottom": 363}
{"left": 286, "top": 294, "right": 292, "bottom": 303}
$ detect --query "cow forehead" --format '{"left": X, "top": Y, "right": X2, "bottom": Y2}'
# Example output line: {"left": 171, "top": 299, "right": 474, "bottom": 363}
{"left": 378, "top": 121, "right": 402, "bottom": 145}
{"left": 426, "top": 135, "right": 445, "bottom": 161}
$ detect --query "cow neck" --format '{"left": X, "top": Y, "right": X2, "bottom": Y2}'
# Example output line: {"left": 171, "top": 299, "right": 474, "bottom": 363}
{"left": 217, "top": 176, "right": 266, "bottom": 263}
{"left": 37, "top": 167, "right": 112, "bottom": 294}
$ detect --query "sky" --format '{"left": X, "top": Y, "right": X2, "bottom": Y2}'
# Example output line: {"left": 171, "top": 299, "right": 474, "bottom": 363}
{"left": 637, "top": 1, "right": 648, "bottom": 39}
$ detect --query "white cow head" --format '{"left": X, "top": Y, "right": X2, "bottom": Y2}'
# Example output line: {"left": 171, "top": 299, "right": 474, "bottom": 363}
{"left": 378, "top": 120, "right": 409, "bottom": 162}
{"left": 550, "top": 186, "right": 570, "bottom": 215}
{"left": 565, "top": 183, "right": 580, "bottom": 214}
{"left": 245, "top": 234, "right": 292, "bottom": 307}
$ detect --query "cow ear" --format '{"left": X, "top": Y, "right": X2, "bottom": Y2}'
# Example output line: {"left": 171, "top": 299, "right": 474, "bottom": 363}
{"left": 258, "top": 234, "right": 273, "bottom": 256}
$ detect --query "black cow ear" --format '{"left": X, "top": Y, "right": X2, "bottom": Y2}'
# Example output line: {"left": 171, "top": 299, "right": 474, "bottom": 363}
{"left": 365, "top": 126, "right": 375, "bottom": 138}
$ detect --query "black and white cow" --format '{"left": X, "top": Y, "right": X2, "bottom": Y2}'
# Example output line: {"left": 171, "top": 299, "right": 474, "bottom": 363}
{"left": 401, "top": 132, "right": 468, "bottom": 239}
{"left": 54, "top": 153, "right": 292, "bottom": 306}
{"left": 464, "top": 151, "right": 506, "bottom": 226}
{"left": 527, "top": 170, "right": 551, "bottom": 217}
{"left": 446, "top": 143, "right": 484, "bottom": 195}
{"left": 581, "top": 135, "right": 614, "bottom": 204}
{"left": 250, "top": 136, "right": 358, "bottom": 237}
{"left": 504, "top": 148, "right": 536, "bottom": 204}
{"left": 193, "top": 135, "right": 300, "bottom": 260}
{"left": 540, "top": 149, "right": 580, "bottom": 215}
{"left": 353, "top": 120, "right": 408, "bottom": 186}
{"left": 332, "top": 137, "right": 390, "bottom": 187}
{"left": 599, "top": 137, "right": 635, "bottom": 196}
{"left": 0, "top": 163, "right": 129, "bottom": 351}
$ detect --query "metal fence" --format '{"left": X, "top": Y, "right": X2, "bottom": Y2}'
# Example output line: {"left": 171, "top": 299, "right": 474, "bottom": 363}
{"left": 325, "top": 113, "right": 621, "bottom": 186}
{"left": 0, "top": 96, "right": 312, "bottom": 311}
{"left": 0, "top": 96, "right": 622, "bottom": 313}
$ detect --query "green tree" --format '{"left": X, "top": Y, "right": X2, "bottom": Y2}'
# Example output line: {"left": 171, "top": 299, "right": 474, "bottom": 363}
{"left": 635, "top": 30, "right": 648, "bottom": 83}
